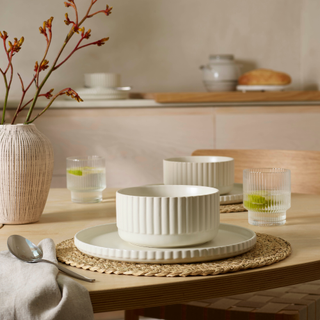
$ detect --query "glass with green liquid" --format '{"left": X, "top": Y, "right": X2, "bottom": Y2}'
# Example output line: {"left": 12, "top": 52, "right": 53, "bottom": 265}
{"left": 66, "top": 156, "right": 106, "bottom": 203}
{"left": 243, "top": 168, "right": 291, "bottom": 226}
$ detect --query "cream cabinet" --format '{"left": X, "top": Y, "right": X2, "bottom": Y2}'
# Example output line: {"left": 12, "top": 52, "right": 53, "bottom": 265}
{"left": 214, "top": 106, "right": 320, "bottom": 150}
{"left": 8, "top": 104, "right": 320, "bottom": 188}
{"left": 29, "top": 107, "right": 215, "bottom": 188}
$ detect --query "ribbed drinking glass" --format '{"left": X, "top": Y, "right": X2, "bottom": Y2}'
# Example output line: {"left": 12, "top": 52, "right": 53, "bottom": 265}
{"left": 243, "top": 168, "right": 291, "bottom": 226}
{"left": 66, "top": 156, "right": 106, "bottom": 203}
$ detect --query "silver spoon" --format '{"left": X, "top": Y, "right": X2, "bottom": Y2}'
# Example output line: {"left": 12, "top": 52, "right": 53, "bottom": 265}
{"left": 7, "top": 235, "right": 95, "bottom": 283}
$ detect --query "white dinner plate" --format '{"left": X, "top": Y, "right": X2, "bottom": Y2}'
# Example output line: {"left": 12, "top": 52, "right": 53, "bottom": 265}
{"left": 220, "top": 183, "right": 243, "bottom": 204}
{"left": 236, "top": 85, "right": 290, "bottom": 92}
{"left": 74, "top": 222, "right": 256, "bottom": 264}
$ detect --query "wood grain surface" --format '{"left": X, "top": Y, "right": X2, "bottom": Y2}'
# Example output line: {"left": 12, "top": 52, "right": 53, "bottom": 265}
{"left": 153, "top": 91, "right": 320, "bottom": 103}
{"left": 192, "top": 149, "right": 320, "bottom": 195}
{"left": 1, "top": 189, "right": 320, "bottom": 313}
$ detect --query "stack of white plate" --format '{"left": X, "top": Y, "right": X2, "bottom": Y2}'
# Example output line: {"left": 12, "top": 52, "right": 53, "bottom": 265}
{"left": 74, "top": 86, "right": 130, "bottom": 100}
{"left": 67, "top": 73, "right": 130, "bottom": 100}
{"left": 236, "top": 84, "right": 290, "bottom": 92}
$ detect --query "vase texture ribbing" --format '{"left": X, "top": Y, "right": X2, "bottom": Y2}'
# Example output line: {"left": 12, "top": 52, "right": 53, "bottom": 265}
{"left": 0, "top": 124, "right": 54, "bottom": 224}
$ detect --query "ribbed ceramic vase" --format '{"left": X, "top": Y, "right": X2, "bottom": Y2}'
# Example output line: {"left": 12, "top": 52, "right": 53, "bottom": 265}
{"left": 0, "top": 124, "right": 54, "bottom": 224}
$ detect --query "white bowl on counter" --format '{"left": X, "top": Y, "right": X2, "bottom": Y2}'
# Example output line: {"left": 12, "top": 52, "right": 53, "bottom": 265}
{"left": 163, "top": 156, "right": 234, "bottom": 195}
{"left": 116, "top": 185, "right": 220, "bottom": 248}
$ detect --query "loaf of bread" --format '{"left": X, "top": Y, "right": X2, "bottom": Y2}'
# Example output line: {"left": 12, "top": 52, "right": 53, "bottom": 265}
{"left": 238, "top": 69, "right": 291, "bottom": 85}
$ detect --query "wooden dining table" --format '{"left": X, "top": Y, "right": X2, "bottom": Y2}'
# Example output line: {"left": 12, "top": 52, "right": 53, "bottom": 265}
{"left": 1, "top": 188, "right": 320, "bottom": 314}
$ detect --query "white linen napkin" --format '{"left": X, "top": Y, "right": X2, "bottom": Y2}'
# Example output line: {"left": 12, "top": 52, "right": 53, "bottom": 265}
{"left": 0, "top": 238, "right": 94, "bottom": 320}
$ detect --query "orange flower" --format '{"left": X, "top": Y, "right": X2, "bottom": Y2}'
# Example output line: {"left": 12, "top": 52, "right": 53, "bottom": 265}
{"left": 76, "top": 26, "right": 85, "bottom": 34}
{"left": 8, "top": 37, "right": 24, "bottom": 53}
{"left": 65, "top": 89, "right": 83, "bottom": 102}
{"left": 40, "top": 17, "right": 54, "bottom": 36}
{"left": 64, "top": 0, "right": 75, "bottom": 7}
{"left": 84, "top": 29, "right": 91, "bottom": 39}
{"left": 0, "top": 31, "right": 8, "bottom": 40}
{"left": 34, "top": 60, "right": 49, "bottom": 72}
{"left": 64, "top": 13, "right": 71, "bottom": 25}
{"left": 96, "top": 37, "right": 109, "bottom": 46}
{"left": 45, "top": 89, "right": 54, "bottom": 99}
{"left": 104, "top": 5, "right": 112, "bottom": 16}
{"left": 80, "top": 27, "right": 91, "bottom": 39}
{"left": 46, "top": 17, "right": 54, "bottom": 29}
{"left": 34, "top": 61, "right": 39, "bottom": 72}
{"left": 40, "top": 60, "right": 49, "bottom": 71}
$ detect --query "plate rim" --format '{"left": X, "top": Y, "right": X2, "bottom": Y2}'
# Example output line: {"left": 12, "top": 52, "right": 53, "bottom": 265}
{"left": 220, "top": 183, "right": 243, "bottom": 204}
{"left": 74, "top": 222, "right": 256, "bottom": 264}
{"left": 236, "top": 84, "right": 290, "bottom": 91}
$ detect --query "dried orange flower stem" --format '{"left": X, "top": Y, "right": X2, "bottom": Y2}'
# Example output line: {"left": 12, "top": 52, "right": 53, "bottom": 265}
{"left": 0, "top": 32, "right": 16, "bottom": 124}
{"left": 27, "top": 88, "right": 82, "bottom": 123}
{"left": 0, "top": 0, "right": 112, "bottom": 125}
{"left": 24, "top": 0, "right": 112, "bottom": 124}
{"left": 11, "top": 73, "right": 36, "bottom": 124}
{"left": 35, "top": 17, "right": 53, "bottom": 88}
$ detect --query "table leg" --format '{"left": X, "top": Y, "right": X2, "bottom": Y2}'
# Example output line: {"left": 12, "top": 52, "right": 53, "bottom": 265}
{"left": 124, "top": 309, "right": 140, "bottom": 320}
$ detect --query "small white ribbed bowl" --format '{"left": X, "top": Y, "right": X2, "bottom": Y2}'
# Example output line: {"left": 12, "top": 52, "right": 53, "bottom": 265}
{"left": 116, "top": 185, "right": 220, "bottom": 248}
{"left": 163, "top": 156, "right": 234, "bottom": 195}
{"left": 84, "top": 73, "right": 120, "bottom": 88}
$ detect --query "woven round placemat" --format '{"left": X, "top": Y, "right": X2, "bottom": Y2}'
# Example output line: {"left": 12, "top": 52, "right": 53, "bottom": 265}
{"left": 220, "top": 203, "right": 247, "bottom": 213}
{"left": 56, "top": 233, "right": 291, "bottom": 277}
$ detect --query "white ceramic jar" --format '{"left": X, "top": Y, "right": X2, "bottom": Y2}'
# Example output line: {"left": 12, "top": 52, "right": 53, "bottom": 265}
{"left": 200, "top": 54, "right": 241, "bottom": 92}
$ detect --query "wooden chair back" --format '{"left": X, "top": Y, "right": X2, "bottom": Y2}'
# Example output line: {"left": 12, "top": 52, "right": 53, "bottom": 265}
{"left": 192, "top": 149, "right": 320, "bottom": 194}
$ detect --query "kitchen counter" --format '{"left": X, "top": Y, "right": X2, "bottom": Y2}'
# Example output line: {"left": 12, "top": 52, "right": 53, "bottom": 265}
{"left": 5, "top": 90, "right": 320, "bottom": 109}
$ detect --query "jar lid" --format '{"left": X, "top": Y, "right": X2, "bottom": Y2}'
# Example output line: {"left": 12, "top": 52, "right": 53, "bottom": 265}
{"left": 209, "top": 54, "right": 234, "bottom": 61}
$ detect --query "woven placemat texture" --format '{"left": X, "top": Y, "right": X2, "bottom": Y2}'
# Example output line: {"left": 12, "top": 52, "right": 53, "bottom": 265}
{"left": 56, "top": 233, "right": 291, "bottom": 277}
{"left": 220, "top": 203, "right": 247, "bottom": 213}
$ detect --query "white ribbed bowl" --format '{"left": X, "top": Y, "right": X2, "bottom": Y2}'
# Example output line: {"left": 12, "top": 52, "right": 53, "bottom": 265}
{"left": 116, "top": 185, "right": 220, "bottom": 248}
{"left": 163, "top": 156, "right": 234, "bottom": 195}
{"left": 84, "top": 73, "right": 121, "bottom": 88}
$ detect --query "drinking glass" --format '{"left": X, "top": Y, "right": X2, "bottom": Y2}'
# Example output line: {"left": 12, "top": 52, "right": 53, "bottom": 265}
{"left": 243, "top": 168, "right": 291, "bottom": 226}
{"left": 66, "top": 156, "right": 106, "bottom": 203}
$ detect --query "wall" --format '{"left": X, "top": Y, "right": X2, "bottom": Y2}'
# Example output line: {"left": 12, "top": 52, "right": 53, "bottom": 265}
{"left": 1, "top": 0, "right": 319, "bottom": 99}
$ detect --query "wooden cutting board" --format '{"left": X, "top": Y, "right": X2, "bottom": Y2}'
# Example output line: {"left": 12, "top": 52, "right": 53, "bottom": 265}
{"left": 151, "top": 91, "right": 320, "bottom": 103}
